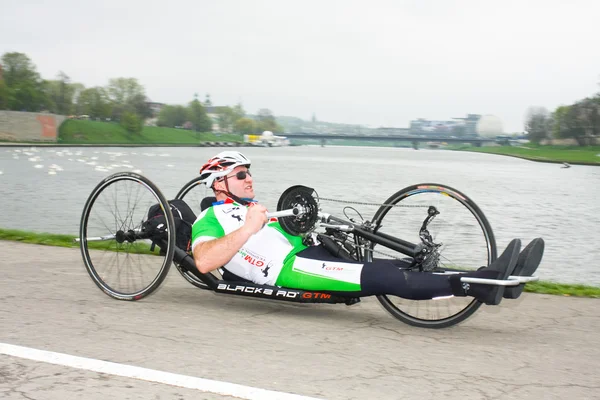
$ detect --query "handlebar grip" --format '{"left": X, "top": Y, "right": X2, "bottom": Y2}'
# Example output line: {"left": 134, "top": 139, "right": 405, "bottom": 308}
{"left": 266, "top": 207, "right": 300, "bottom": 219}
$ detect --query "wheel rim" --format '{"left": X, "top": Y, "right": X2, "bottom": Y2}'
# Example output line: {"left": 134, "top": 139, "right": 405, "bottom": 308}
{"left": 368, "top": 184, "right": 496, "bottom": 327}
{"left": 80, "top": 174, "right": 173, "bottom": 299}
{"left": 175, "top": 177, "right": 207, "bottom": 217}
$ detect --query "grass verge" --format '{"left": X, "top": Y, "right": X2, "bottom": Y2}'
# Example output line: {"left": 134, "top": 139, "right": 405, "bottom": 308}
{"left": 1, "top": 228, "right": 599, "bottom": 298}
{"left": 452, "top": 143, "right": 600, "bottom": 165}
{"left": 0, "top": 228, "right": 156, "bottom": 254}
{"left": 57, "top": 119, "right": 244, "bottom": 144}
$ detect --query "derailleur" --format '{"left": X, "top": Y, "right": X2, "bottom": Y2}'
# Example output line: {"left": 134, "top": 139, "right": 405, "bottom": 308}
{"left": 411, "top": 243, "right": 442, "bottom": 271}
{"left": 411, "top": 206, "right": 443, "bottom": 272}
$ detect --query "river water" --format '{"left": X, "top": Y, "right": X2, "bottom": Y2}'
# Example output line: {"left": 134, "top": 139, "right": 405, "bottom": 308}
{"left": 1, "top": 145, "right": 599, "bottom": 286}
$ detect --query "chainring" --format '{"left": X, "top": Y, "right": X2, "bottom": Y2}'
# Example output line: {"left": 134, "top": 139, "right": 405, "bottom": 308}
{"left": 276, "top": 185, "right": 320, "bottom": 236}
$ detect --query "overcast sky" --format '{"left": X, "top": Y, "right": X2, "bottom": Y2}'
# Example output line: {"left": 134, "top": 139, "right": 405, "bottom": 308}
{"left": 2, "top": 0, "right": 599, "bottom": 132}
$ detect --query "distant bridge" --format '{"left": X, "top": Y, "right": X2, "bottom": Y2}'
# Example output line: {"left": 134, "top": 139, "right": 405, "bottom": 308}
{"left": 283, "top": 133, "right": 496, "bottom": 148}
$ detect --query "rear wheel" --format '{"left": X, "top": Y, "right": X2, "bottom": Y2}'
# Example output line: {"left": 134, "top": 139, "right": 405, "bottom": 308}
{"left": 175, "top": 177, "right": 206, "bottom": 216}
{"left": 174, "top": 176, "right": 218, "bottom": 289}
{"left": 79, "top": 172, "right": 175, "bottom": 300}
{"left": 367, "top": 183, "right": 497, "bottom": 328}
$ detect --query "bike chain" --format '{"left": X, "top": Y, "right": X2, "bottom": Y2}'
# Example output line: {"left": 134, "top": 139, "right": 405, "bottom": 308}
{"left": 312, "top": 194, "right": 429, "bottom": 260}
{"left": 316, "top": 196, "right": 429, "bottom": 208}
{"left": 317, "top": 233, "right": 407, "bottom": 261}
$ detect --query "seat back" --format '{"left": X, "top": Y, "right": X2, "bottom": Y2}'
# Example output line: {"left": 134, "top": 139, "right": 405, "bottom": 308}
{"left": 200, "top": 196, "right": 217, "bottom": 212}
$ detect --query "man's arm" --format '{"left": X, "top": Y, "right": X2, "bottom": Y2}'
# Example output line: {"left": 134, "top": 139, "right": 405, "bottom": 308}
{"left": 193, "top": 227, "right": 253, "bottom": 273}
{"left": 193, "top": 204, "right": 268, "bottom": 274}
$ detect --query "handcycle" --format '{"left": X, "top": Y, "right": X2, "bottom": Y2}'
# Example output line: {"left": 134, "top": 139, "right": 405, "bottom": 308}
{"left": 78, "top": 171, "right": 538, "bottom": 329}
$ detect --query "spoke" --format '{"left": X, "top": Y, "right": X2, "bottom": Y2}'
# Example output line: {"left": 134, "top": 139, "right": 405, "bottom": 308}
{"left": 127, "top": 181, "right": 147, "bottom": 231}
{"left": 94, "top": 196, "right": 119, "bottom": 236}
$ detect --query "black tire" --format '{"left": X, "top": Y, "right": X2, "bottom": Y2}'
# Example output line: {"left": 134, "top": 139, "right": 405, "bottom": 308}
{"left": 80, "top": 172, "right": 175, "bottom": 300}
{"left": 174, "top": 176, "right": 218, "bottom": 289}
{"left": 367, "top": 183, "right": 497, "bottom": 329}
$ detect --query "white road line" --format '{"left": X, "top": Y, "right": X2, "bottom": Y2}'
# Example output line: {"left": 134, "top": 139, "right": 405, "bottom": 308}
{"left": 0, "top": 343, "right": 322, "bottom": 400}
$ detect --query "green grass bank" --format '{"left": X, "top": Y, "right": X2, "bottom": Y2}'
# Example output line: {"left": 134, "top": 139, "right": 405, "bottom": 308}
{"left": 57, "top": 119, "right": 244, "bottom": 145}
{"left": 453, "top": 143, "right": 600, "bottom": 165}
{"left": 2, "top": 227, "right": 598, "bottom": 298}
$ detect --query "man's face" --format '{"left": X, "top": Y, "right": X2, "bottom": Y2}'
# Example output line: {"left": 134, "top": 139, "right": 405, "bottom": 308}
{"left": 214, "top": 165, "right": 255, "bottom": 199}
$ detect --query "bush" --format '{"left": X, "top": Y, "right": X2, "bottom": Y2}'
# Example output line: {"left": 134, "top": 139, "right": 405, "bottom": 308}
{"left": 120, "top": 112, "right": 142, "bottom": 134}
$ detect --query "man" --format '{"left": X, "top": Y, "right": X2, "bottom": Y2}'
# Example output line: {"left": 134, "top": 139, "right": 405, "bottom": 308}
{"left": 191, "top": 151, "right": 544, "bottom": 305}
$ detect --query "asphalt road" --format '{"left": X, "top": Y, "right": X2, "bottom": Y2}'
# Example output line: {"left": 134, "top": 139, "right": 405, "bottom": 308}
{"left": 1, "top": 241, "right": 599, "bottom": 399}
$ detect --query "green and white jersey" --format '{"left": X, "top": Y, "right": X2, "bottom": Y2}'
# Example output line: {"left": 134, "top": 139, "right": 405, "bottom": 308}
{"left": 191, "top": 200, "right": 307, "bottom": 285}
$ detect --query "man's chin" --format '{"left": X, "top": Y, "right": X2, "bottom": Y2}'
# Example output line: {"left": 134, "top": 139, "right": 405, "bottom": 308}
{"left": 233, "top": 190, "right": 254, "bottom": 199}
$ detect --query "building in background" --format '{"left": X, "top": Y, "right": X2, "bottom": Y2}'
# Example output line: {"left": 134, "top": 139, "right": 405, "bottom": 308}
{"left": 205, "top": 106, "right": 228, "bottom": 132}
{"left": 453, "top": 114, "right": 482, "bottom": 136}
{"left": 475, "top": 115, "right": 504, "bottom": 137}
{"left": 409, "top": 114, "right": 481, "bottom": 137}
{"left": 374, "top": 127, "right": 410, "bottom": 136}
{"left": 146, "top": 102, "right": 165, "bottom": 117}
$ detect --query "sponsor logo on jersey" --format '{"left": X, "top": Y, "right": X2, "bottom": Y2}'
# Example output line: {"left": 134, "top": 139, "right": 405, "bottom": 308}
{"left": 262, "top": 261, "right": 273, "bottom": 277}
{"left": 238, "top": 248, "right": 269, "bottom": 268}
{"left": 321, "top": 262, "right": 344, "bottom": 271}
{"left": 221, "top": 206, "right": 240, "bottom": 214}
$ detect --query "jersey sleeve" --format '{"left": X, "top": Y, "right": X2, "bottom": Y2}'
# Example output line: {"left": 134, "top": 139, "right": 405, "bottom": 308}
{"left": 191, "top": 207, "right": 226, "bottom": 250}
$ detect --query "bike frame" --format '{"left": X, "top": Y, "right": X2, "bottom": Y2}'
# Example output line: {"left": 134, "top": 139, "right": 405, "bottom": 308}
{"left": 172, "top": 246, "right": 360, "bottom": 305}
{"left": 171, "top": 208, "right": 537, "bottom": 305}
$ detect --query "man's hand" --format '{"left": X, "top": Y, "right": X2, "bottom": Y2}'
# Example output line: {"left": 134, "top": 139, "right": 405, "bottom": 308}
{"left": 243, "top": 203, "right": 268, "bottom": 235}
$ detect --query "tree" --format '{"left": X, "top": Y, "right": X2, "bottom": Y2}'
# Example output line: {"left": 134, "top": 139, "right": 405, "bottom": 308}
{"left": 1, "top": 52, "right": 48, "bottom": 111}
{"left": 77, "top": 87, "right": 111, "bottom": 119}
{"left": 157, "top": 105, "right": 188, "bottom": 127}
{"left": 215, "top": 103, "right": 246, "bottom": 132}
{"left": 233, "top": 117, "right": 256, "bottom": 134}
{"left": 255, "top": 108, "right": 284, "bottom": 133}
{"left": 217, "top": 109, "right": 232, "bottom": 132}
{"left": 188, "top": 97, "right": 212, "bottom": 132}
{"left": 214, "top": 107, "right": 235, "bottom": 132}
{"left": 204, "top": 93, "right": 212, "bottom": 107}
{"left": 106, "top": 77, "right": 147, "bottom": 121}
{"left": 70, "top": 82, "right": 85, "bottom": 113}
{"left": 524, "top": 107, "right": 551, "bottom": 144}
{"left": 577, "top": 96, "right": 600, "bottom": 137}
{"left": 129, "top": 92, "right": 152, "bottom": 119}
{"left": 551, "top": 105, "right": 571, "bottom": 139}
{"left": 231, "top": 102, "right": 245, "bottom": 121}
{"left": 0, "top": 80, "right": 9, "bottom": 109}
{"left": 552, "top": 97, "right": 600, "bottom": 145}
{"left": 9, "top": 79, "right": 49, "bottom": 111}
{"left": 1, "top": 52, "right": 40, "bottom": 87}
{"left": 106, "top": 77, "right": 144, "bottom": 105}
{"left": 43, "top": 71, "right": 79, "bottom": 115}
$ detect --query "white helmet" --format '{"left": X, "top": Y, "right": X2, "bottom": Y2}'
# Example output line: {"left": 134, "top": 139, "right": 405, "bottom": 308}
{"left": 198, "top": 151, "right": 251, "bottom": 188}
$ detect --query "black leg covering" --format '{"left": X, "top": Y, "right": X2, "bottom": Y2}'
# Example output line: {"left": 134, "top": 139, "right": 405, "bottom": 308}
{"left": 359, "top": 263, "right": 453, "bottom": 300}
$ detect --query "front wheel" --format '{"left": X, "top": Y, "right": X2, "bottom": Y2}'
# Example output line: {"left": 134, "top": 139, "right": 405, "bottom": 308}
{"left": 79, "top": 172, "right": 176, "bottom": 300}
{"left": 366, "top": 183, "right": 497, "bottom": 329}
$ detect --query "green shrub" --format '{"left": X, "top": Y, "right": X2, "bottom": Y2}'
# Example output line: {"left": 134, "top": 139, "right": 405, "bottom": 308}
{"left": 120, "top": 112, "right": 142, "bottom": 134}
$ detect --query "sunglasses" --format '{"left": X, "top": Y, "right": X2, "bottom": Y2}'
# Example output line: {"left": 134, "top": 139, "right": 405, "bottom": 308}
{"left": 221, "top": 170, "right": 252, "bottom": 181}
